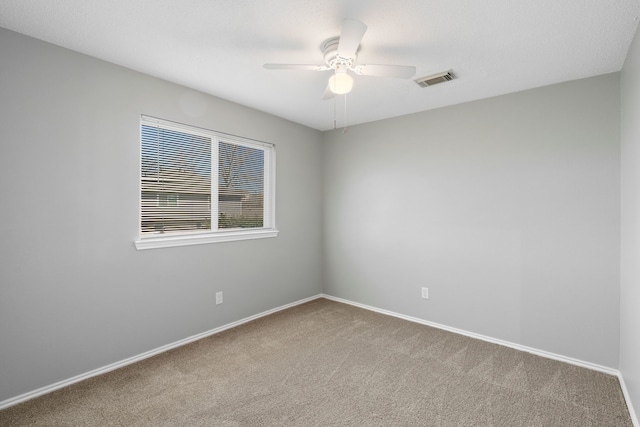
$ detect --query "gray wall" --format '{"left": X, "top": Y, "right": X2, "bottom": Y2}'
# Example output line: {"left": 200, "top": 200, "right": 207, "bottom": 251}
{"left": 322, "top": 74, "right": 621, "bottom": 368}
{"left": 621, "top": 21, "right": 640, "bottom": 419}
{"left": 0, "top": 28, "right": 323, "bottom": 402}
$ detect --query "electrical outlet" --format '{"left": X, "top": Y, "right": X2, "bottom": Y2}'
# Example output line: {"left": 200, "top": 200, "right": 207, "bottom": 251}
{"left": 216, "top": 291, "right": 223, "bottom": 305}
{"left": 421, "top": 287, "right": 429, "bottom": 299}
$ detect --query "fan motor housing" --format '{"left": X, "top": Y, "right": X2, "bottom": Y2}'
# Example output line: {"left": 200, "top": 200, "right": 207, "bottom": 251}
{"left": 322, "top": 37, "right": 356, "bottom": 67}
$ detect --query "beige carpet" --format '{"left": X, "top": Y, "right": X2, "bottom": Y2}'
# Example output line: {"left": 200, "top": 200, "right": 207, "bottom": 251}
{"left": 0, "top": 298, "right": 632, "bottom": 426}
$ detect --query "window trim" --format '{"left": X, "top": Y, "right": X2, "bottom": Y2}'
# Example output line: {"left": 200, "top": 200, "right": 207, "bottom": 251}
{"left": 134, "top": 228, "right": 278, "bottom": 250}
{"left": 135, "top": 116, "right": 278, "bottom": 250}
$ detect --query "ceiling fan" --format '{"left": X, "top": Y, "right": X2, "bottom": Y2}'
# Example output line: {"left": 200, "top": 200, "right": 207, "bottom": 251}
{"left": 264, "top": 19, "right": 416, "bottom": 99}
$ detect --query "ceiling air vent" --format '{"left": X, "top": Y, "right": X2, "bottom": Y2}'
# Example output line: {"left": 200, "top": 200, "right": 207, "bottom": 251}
{"left": 414, "top": 71, "right": 455, "bottom": 88}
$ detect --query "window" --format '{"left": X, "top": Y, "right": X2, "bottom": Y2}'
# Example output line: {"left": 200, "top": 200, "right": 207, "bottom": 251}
{"left": 135, "top": 116, "right": 277, "bottom": 250}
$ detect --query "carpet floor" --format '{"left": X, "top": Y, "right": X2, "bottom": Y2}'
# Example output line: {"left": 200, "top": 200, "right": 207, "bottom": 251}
{"left": 0, "top": 298, "right": 633, "bottom": 426}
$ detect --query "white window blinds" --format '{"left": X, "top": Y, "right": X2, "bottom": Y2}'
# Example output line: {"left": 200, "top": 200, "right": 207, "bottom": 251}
{"left": 139, "top": 116, "right": 275, "bottom": 240}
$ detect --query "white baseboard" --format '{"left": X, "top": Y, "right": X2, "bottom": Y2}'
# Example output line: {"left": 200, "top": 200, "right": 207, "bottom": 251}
{"left": 321, "top": 294, "right": 618, "bottom": 375}
{"left": 618, "top": 373, "right": 640, "bottom": 427}
{"left": 0, "top": 294, "right": 323, "bottom": 411}
{"left": 321, "top": 294, "right": 640, "bottom": 426}
{"left": 3, "top": 292, "right": 638, "bottom": 427}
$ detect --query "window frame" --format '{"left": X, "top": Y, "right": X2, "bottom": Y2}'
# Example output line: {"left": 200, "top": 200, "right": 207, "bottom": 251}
{"left": 134, "top": 116, "right": 278, "bottom": 250}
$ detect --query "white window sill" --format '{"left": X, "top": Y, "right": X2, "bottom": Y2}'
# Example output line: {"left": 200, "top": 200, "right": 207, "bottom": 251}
{"left": 134, "top": 228, "right": 279, "bottom": 250}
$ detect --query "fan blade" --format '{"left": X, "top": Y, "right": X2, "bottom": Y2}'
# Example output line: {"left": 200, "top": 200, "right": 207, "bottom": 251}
{"left": 337, "top": 19, "right": 367, "bottom": 58}
{"left": 264, "top": 64, "right": 328, "bottom": 71}
{"left": 353, "top": 64, "right": 416, "bottom": 79}
{"left": 321, "top": 84, "right": 336, "bottom": 100}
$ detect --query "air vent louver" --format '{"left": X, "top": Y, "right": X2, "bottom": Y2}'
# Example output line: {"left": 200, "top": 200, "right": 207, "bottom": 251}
{"left": 415, "top": 71, "right": 455, "bottom": 88}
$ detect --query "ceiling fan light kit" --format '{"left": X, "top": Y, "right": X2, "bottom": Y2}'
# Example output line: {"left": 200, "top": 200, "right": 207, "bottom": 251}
{"left": 328, "top": 71, "right": 353, "bottom": 94}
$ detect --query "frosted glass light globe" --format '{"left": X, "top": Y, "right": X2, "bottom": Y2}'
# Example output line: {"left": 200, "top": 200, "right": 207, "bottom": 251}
{"left": 328, "top": 72, "right": 353, "bottom": 94}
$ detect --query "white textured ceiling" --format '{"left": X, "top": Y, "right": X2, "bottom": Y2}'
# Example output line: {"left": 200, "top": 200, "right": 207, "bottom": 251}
{"left": 1, "top": 0, "right": 639, "bottom": 131}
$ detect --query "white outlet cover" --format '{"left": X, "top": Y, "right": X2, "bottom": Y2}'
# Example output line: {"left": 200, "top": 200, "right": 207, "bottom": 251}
{"left": 421, "top": 287, "right": 429, "bottom": 299}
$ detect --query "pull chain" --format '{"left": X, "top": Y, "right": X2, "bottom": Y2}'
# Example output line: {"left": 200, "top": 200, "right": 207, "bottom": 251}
{"left": 331, "top": 93, "right": 349, "bottom": 133}
{"left": 343, "top": 93, "right": 348, "bottom": 134}
{"left": 333, "top": 95, "right": 337, "bottom": 130}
